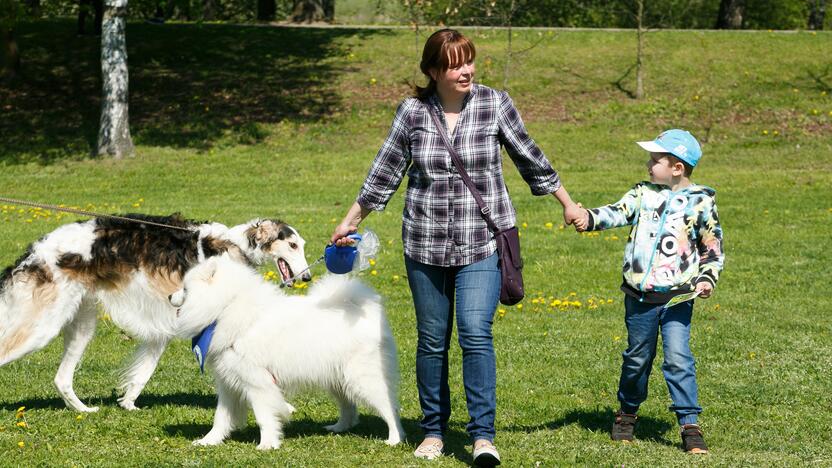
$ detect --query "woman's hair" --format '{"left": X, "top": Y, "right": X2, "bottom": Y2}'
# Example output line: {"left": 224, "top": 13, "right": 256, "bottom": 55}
{"left": 414, "top": 29, "right": 476, "bottom": 101}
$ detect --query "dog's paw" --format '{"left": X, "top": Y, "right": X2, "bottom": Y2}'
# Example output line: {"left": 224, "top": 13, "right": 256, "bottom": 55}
{"left": 80, "top": 405, "right": 100, "bottom": 413}
{"left": 117, "top": 397, "right": 140, "bottom": 411}
{"left": 256, "top": 440, "right": 282, "bottom": 450}
{"left": 324, "top": 422, "right": 351, "bottom": 433}
{"left": 286, "top": 402, "right": 296, "bottom": 414}
{"left": 385, "top": 435, "right": 403, "bottom": 446}
{"left": 193, "top": 437, "right": 223, "bottom": 447}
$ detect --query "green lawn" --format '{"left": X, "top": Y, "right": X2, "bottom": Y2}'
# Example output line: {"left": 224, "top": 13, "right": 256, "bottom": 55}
{"left": 1, "top": 20, "right": 830, "bottom": 466}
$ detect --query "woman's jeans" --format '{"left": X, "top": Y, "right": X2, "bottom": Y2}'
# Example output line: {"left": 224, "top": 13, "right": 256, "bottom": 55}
{"left": 405, "top": 253, "right": 501, "bottom": 442}
{"left": 618, "top": 295, "right": 702, "bottom": 425}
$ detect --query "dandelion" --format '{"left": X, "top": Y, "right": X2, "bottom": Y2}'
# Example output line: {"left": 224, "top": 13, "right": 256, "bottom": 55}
{"left": 521, "top": 222, "right": 528, "bottom": 228}
{"left": 370, "top": 270, "right": 377, "bottom": 276}
{"left": 714, "top": 304, "right": 720, "bottom": 311}
{"left": 132, "top": 203, "right": 140, "bottom": 208}
{"left": 369, "top": 259, "right": 376, "bottom": 266}
{"left": 614, "top": 336, "right": 621, "bottom": 341}
{"left": 812, "top": 109, "right": 819, "bottom": 115}
{"left": 762, "top": 130, "right": 769, "bottom": 135}
{"left": 18, "top": 441, "right": 24, "bottom": 448}
{"left": 773, "top": 130, "right": 779, "bottom": 136}
{"left": 693, "top": 95, "right": 700, "bottom": 101}
{"left": 16, "top": 421, "right": 27, "bottom": 428}
{"left": 76, "top": 414, "right": 85, "bottom": 421}
{"left": 369, "top": 78, "right": 377, "bottom": 85}
{"left": 516, "top": 303, "right": 523, "bottom": 310}
{"left": 748, "top": 352, "right": 756, "bottom": 359}
{"left": 544, "top": 222, "right": 553, "bottom": 229}
{"left": 392, "top": 275, "right": 400, "bottom": 281}
{"left": 607, "top": 299, "right": 613, "bottom": 304}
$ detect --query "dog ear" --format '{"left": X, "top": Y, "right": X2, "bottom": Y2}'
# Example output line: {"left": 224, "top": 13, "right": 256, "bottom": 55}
{"left": 201, "top": 258, "right": 219, "bottom": 282}
{"left": 254, "top": 220, "right": 279, "bottom": 247}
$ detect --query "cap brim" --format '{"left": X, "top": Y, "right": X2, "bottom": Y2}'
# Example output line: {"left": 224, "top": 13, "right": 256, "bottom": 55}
{"left": 636, "top": 140, "right": 666, "bottom": 153}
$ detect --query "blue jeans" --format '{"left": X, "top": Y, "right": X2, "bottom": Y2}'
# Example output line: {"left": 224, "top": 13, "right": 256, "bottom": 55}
{"left": 618, "top": 295, "right": 702, "bottom": 425}
{"left": 404, "top": 253, "right": 501, "bottom": 442}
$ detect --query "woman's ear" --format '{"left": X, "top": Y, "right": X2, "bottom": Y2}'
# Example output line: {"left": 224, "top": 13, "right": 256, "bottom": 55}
{"left": 428, "top": 67, "right": 438, "bottom": 82}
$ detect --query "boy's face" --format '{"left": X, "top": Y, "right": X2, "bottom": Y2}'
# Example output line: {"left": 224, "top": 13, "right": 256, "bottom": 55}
{"left": 646, "top": 152, "right": 682, "bottom": 185}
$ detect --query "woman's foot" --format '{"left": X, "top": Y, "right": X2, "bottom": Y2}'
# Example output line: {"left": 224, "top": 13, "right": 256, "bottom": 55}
{"left": 472, "top": 439, "right": 501, "bottom": 466}
{"left": 413, "top": 436, "right": 444, "bottom": 460}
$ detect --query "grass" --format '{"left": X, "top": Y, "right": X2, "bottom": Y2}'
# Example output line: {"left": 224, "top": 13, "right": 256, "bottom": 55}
{"left": 1, "top": 20, "right": 831, "bottom": 466}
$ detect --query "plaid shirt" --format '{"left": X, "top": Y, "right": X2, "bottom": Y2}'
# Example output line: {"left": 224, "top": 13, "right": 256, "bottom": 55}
{"left": 357, "top": 84, "right": 561, "bottom": 267}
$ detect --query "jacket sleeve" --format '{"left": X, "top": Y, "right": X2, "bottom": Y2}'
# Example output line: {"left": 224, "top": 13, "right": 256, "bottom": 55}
{"left": 497, "top": 92, "right": 561, "bottom": 195}
{"left": 586, "top": 184, "right": 641, "bottom": 231}
{"left": 695, "top": 196, "right": 724, "bottom": 288}
{"left": 356, "top": 100, "right": 412, "bottom": 211}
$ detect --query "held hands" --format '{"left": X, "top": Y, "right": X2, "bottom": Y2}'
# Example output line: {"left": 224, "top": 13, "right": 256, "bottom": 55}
{"left": 695, "top": 281, "right": 714, "bottom": 299}
{"left": 564, "top": 203, "right": 589, "bottom": 232}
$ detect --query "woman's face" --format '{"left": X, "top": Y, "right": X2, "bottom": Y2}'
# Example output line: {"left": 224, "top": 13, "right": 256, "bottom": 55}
{"left": 431, "top": 59, "right": 475, "bottom": 99}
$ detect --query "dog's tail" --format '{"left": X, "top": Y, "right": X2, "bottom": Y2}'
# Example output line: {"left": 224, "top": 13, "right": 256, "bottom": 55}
{"left": 309, "top": 274, "right": 381, "bottom": 314}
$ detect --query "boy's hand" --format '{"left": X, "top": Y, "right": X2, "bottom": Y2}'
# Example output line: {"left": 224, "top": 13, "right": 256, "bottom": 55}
{"left": 695, "top": 282, "right": 714, "bottom": 299}
{"left": 572, "top": 205, "right": 590, "bottom": 232}
{"left": 563, "top": 202, "right": 584, "bottom": 226}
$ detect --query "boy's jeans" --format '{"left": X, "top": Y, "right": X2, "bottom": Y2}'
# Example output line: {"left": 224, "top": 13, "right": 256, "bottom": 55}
{"left": 405, "top": 253, "right": 500, "bottom": 443}
{"left": 618, "top": 295, "right": 702, "bottom": 425}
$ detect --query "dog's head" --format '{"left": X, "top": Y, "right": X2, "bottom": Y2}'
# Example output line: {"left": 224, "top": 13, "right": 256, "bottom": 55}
{"left": 238, "top": 219, "right": 312, "bottom": 287}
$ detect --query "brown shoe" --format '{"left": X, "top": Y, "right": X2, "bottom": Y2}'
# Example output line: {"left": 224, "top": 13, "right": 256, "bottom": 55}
{"left": 681, "top": 424, "right": 709, "bottom": 454}
{"left": 611, "top": 410, "right": 637, "bottom": 441}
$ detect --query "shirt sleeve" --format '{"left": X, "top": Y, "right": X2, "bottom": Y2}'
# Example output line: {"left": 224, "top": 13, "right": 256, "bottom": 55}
{"left": 356, "top": 100, "right": 412, "bottom": 211}
{"left": 586, "top": 184, "right": 641, "bottom": 231}
{"left": 695, "top": 196, "right": 724, "bottom": 288}
{"left": 497, "top": 92, "right": 561, "bottom": 196}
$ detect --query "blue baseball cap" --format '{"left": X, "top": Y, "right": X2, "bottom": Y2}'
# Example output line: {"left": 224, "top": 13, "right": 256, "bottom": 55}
{"left": 636, "top": 129, "right": 702, "bottom": 167}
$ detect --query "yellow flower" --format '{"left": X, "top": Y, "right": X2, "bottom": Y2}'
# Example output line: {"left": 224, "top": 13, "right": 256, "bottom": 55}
{"left": 516, "top": 303, "right": 523, "bottom": 309}
{"left": 544, "top": 222, "right": 553, "bottom": 229}
{"left": 132, "top": 203, "right": 140, "bottom": 208}
{"left": 392, "top": 275, "right": 400, "bottom": 281}
{"left": 76, "top": 414, "right": 84, "bottom": 420}
{"left": 369, "top": 259, "right": 376, "bottom": 266}
{"left": 762, "top": 130, "right": 769, "bottom": 135}
{"left": 812, "top": 109, "right": 819, "bottom": 115}
{"left": 370, "top": 270, "right": 377, "bottom": 276}
{"left": 607, "top": 299, "right": 613, "bottom": 304}
{"left": 748, "top": 352, "right": 756, "bottom": 359}
{"left": 614, "top": 335, "right": 621, "bottom": 341}
{"left": 18, "top": 441, "right": 24, "bottom": 448}
{"left": 369, "top": 78, "right": 377, "bottom": 85}
{"left": 16, "top": 421, "right": 27, "bottom": 428}
{"left": 693, "top": 95, "right": 700, "bottom": 101}
{"left": 521, "top": 222, "right": 528, "bottom": 228}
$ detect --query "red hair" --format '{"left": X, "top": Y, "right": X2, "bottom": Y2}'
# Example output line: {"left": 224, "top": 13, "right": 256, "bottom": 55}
{"left": 415, "top": 29, "right": 476, "bottom": 101}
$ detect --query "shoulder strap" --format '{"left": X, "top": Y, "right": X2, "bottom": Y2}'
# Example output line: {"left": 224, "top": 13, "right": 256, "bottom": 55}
{"left": 425, "top": 104, "right": 499, "bottom": 232}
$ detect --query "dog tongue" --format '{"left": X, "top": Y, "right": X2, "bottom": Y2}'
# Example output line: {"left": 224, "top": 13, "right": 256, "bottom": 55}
{"left": 278, "top": 259, "right": 291, "bottom": 281}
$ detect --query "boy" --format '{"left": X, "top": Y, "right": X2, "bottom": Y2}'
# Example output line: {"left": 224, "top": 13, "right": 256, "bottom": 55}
{"left": 573, "top": 129, "right": 724, "bottom": 454}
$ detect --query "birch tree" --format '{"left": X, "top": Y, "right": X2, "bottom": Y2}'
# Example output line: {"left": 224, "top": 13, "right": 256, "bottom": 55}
{"left": 98, "top": 0, "right": 134, "bottom": 158}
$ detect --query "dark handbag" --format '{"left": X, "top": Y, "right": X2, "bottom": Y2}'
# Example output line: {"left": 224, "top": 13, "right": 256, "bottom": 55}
{"left": 426, "top": 107, "right": 524, "bottom": 305}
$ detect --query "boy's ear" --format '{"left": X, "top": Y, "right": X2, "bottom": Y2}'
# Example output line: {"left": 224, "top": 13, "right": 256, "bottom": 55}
{"left": 671, "top": 159, "right": 686, "bottom": 176}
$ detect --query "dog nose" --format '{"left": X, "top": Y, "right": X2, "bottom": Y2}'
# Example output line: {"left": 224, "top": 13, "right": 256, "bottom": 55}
{"left": 168, "top": 294, "right": 172, "bottom": 302}
{"left": 302, "top": 271, "right": 312, "bottom": 281}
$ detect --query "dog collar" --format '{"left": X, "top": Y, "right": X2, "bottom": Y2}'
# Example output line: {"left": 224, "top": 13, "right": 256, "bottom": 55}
{"left": 192, "top": 321, "right": 217, "bottom": 374}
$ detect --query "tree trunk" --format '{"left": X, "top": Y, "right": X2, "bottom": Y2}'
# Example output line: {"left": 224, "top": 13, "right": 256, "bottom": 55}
{"left": 257, "top": 0, "right": 275, "bottom": 21}
{"left": 716, "top": 0, "right": 744, "bottom": 29}
{"left": 202, "top": 0, "right": 216, "bottom": 21}
{"left": 25, "top": 0, "right": 40, "bottom": 16}
{"left": 2, "top": 28, "right": 20, "bottom": 79}
{"left": 635, "top": 0, "right": 644, "bottom": 100}
{"left": 290, "top": 0, "right": 334, "bottom": 23}
{"left": 98, "top": 0, "right": 134, "bottom": 159}
{"left": 808, "top": 0, "right": 827, "bottom": 30}
{"left": 78, "top": 0, "right": 104, "bottom": 35}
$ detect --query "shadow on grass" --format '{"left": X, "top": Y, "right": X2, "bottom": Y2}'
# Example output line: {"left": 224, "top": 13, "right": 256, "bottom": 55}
{"left": 0, "top": 391, "right": 217, "bottom": 411}
{"left": 507, "top": 407, "right": 675, "bottom": 446}
{"left": 0, "top": 20, "right": 390, "bottom": 164}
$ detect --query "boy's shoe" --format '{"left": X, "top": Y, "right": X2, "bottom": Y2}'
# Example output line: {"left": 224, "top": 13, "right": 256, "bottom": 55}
{"left": 681, "top": 424, "right": 709, "bottom": 454}
{"left": 611, "top": 410, "right": 637, "bottom": 441}
{"left": 472, "top": 439, "right": 501, "bottom": 466}
{"left": 413, "top": 437, "right": 444, "bottom": 460}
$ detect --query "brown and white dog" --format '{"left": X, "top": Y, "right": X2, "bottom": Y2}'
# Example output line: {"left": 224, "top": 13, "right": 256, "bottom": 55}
{"left": 0, "top": 214, "right": 310, "bottom": 412}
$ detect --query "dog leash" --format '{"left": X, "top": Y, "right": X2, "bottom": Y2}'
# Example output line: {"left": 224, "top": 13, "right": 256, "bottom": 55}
{"left": 0, "top": 196, "right": 197, "bottom": 232}
{"left": 277, "top": 254, "right": 324, "bottom": 288}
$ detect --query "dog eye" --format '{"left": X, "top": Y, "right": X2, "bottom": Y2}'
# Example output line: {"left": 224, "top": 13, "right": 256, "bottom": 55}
{"left": 289, "top": 242, "right": 298, "bottom": 250}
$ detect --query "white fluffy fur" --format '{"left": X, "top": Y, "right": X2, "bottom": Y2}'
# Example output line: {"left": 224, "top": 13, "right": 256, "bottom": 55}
{"left": 170, "top": 255, "right": 404, "bottom": 449}
{"left": 0, "top": 218, "right": 310, "bottom": 413}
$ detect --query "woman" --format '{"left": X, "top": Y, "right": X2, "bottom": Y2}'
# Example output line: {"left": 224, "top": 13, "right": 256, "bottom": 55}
{"left": 331, "top": 29, "right": 582, "bottom": 465}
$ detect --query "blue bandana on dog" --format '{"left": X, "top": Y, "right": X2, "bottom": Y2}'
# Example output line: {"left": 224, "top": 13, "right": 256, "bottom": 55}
{"left": 192, "top": 321, "right": 217, "bottom": 374}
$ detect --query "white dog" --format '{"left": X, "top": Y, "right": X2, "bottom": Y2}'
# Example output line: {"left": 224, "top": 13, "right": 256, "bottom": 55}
{"left": 169, "top": 254, "right": 404, "bottom": 449}
{"left": 0, "top": 214, "right": 310, "bottom": 412}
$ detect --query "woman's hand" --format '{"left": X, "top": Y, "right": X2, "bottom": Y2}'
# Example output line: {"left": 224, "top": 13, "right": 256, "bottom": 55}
{"left": 563, "top": 202, "right": 585, "bottom": 226}
{"left": 330, "top": 202, "right": 372, "bottom": 246}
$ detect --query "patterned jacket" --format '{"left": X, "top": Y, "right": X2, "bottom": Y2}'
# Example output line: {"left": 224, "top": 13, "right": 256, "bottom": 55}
{"left": 586, "top": 182, "right": 724, "bottom": 303}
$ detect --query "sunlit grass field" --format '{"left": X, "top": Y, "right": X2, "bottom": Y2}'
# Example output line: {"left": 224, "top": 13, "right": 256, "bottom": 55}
{"left": 0, "top": 21, "right": 830, "bottom": 466}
